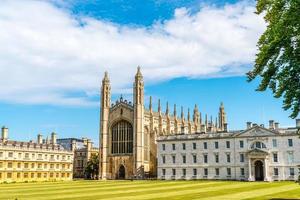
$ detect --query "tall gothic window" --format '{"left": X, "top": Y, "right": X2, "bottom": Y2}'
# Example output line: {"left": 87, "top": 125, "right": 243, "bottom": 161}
{"left": 111, "top": 120, "right": 133, "bottom": 154}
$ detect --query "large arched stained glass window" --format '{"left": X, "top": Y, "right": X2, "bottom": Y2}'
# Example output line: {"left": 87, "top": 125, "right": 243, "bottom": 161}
{"left": 111, "top": 120, "right": 133, "bottom": 154}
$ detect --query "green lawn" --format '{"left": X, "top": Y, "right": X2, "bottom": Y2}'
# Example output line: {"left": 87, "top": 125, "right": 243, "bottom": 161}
{"left": 0, "top": 180, "right": 299, "bottom": 200}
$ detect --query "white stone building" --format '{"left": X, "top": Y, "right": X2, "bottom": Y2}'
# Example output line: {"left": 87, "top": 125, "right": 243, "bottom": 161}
{"left": 157, "top": 120, "right": 300, "bottom": 181}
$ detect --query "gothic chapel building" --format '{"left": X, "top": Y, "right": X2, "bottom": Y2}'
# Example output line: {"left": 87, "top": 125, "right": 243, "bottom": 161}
{"left": 99, "top": 67, "right": 227, "bottom": 179}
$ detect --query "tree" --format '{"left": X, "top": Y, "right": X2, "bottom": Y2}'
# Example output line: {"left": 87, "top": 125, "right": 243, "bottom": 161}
{"left": 247, "top": 0, "right": 300, "bottom": 118}
{"left": 84, "top": 154, "right": 99, "bottom": 180}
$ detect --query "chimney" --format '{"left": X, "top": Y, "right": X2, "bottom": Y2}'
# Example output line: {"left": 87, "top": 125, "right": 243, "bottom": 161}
{"left": 224, "top": 123, "right": 228, "bottom": 132}
{"left": 252, "top": 123, "right": 258, "bottom": 127}
{"left": 269, "top": 120, "right": 274, "bottom": 129}
{"left": 296, "top": 119, "right": 300, "bottom": 128}
{"left": 1, "top": 126, "right": 8, "bottom": 141}
{"left": 37, "top": 134, "right": 43, "bottom": 144}
{"left": 51, "top": 132, "right": 57, "bottom": 144}
{"left": 246, "top": 122, "right": 252, "bottom": 129}
{"left": 274, "top": 122, "right": 279, "bottom": 129}
{"left": 260, "top": 124, "right": 264, "bottom": 128}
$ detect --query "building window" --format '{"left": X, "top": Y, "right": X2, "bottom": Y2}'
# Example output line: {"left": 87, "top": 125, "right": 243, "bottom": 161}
{"left": 251, "top": 141, "right": 266, "bottom": 149}
{"left": 31, "top": 173, "right": 34, "bottom": 178}
{"left": 172, "top": 144, "right": 176, "bottom": 150}
{"left": 240, "top": 154, "right": 245, "bottom": 162}
{"left": 7, "top": 173, "right": 12, "bottom": 178}
{"left": 226, "top": 154, "right": 231, "bottom": 163}
{"left": 215, "top": 142, "right": 219, "bottom": 149}
{"left": 162, "top": 169, "right": 166, "bottom": 176}
{"left": 274, "top": 168, "right": 279, "bottom": 176}
{"left": 227, "top": 168, "right": 231, "bottom": 176}
{"left": 172, "top": 169, "right": 176, "bottom": 176}
{"left": 287, "top": 152, "right": 294, "bottom": 163}
{"left": 162, "top": 144, "right": 166, "bottom": 151}
{"left": 17, "top": 163, "right": 21, "bottom": 168}
{"left": 226, "top": 141, "right": 230, "bottom": 148}
{"left": 204, "top": 154, "right": 208, "bottom": 163}
{"left": 273, "top": 153, "right": 278, "bottom": 162}
{"left": 8, "top": 152, "right": 13, "bottom": 158}
{"left": 203, "top": 142, "right": 207, "bottom": 149}
{"left": 24, "top": 173, "right": 28, "bottom": 178}
{"left": 24, "top": 163, "right": 29, "bottom": 168}
{"left": 31, "top": 163, "right": 35, "bottom": 168}
{"left": 289, "top": 168, "right": 295, "bottom": 176}
{"left": 239, "top": 141, "right": 244, "bottom": 148}
{"left": 0, "top": 152, "right": 3, "bottom": 157}
{"left": 193, "top": 169, "right": 197, "bottom": 176}
{"left": 182, "top": 155, "right": 186, "bottom": 164}
{"left": 272, "top": 139, "right": 277, "bottom": 148}
{"left": 182, "top": 169, "right": 186, "bottom": 176}
{"left": 215, "top": 154, "right": 219, "bottom": 163}
{"left": 17, "top": 173, "right": 20, "bottom": 178}
{"left": 111, "top": 120, "right": 133, "bottom": 154}
{"left": 193, "top": 143, "right": 197, "bottom": 150}
{"left": 240, "top": 168, "right": 245, "bottom": 176}
{"left": 25, "top": 153, "right": 29, "bottom": 159}
{"left": 288, "top": 139, "right": 293, "bottom": 147}
{"left": 7, "top": 162, "right": 12, "bottom": 168}
{"left": 0, "top": 162, "right": 2, "bottom": 168}
{"left": 204, "top": 168, "right": 208, "bottom": 176}
{"left": 18, "top": 153, "right": 22, "bottom": 158}
{"left": 162, "top": 156, "right": 166, "bottom": 164}
{"left": 172, "top": 155, "right": 176, "bottom": 164}
{"left": 193, "top": 155, "right": 197, "bottom": 163}
{"left": 38, "top": 163, "right": 42, "bottom": 169}
{"left": 182, "top": 143, "right": 186, "bottom": 150}
{"left": 215, "top": 168, "right": 219, "bottom": 176}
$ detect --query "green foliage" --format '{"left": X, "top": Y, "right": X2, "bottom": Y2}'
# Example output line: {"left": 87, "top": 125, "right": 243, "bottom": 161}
{"left": 84, "top": 154, "right": 99, "bottom": 179}
{"left": 247, "top": 0, "right": 300, "bottom": 118}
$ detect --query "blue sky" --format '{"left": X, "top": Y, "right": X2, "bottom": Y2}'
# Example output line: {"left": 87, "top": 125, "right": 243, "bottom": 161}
{"left": 0, "top": 0, "right": 297, "bottom": 146}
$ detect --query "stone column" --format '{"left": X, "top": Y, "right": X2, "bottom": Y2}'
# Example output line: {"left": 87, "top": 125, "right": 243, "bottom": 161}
{"left": 248, "top": 157, "right": 252, "bottom": 181}
{"left": 264, "top": 157, "right": 271, "bottom": 181}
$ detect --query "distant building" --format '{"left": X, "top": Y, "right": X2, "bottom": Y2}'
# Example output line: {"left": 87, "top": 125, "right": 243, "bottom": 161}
{"left": 157, "top": 119, "right": 300, "bottom": 181}
{"left": 57, "top": 138, "right": 99, "bottom": 178}
{"left": 0, "top": 127, "right": 73, "bottom": 183}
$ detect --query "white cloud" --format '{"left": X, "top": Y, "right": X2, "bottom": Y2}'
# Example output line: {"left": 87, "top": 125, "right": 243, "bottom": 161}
{"left": 0, "top": 0, "right": 265, "bottom": 106}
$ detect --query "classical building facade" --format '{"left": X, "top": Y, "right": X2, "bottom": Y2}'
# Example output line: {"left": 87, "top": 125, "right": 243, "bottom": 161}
{"left": 57, "top": 138, "right": 99, "bottom": 178}
{"left": 99, "top": 67, "right": 227, "bottom": 179}
{"left": 157, "top": 120, "right": 300, "bottom": 181}
{"left": 0, "top": 127, "right": 73, "bottom": 183}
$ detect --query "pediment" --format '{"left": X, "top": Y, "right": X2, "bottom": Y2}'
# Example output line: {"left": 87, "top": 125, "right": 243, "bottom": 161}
{"left": 247, "top": 148, "right": 269, "bottom": 156}
{"left": 236, "top": 126, "right": 278, "bottom": 137}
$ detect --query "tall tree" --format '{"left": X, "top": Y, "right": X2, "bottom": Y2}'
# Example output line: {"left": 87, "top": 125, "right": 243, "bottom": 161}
{"left": 84, "top": 154, "right": 99, "bottom": 180}
{"left": 247, "top": 0, "right": 300, "bottom": 118}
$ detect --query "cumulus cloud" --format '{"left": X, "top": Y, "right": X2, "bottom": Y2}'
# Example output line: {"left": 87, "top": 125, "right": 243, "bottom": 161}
{"left": 0, "top": 0, "right": 265, "bottom": 106}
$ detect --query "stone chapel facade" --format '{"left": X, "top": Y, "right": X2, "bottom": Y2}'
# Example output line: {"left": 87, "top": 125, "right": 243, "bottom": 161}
{"left": 99, "top": 67, "right": 227, "bottom": 179}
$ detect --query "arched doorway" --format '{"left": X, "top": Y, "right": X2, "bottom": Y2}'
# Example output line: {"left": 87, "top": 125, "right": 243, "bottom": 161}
{"left": 254, "top": 160, "right": 264, "bottom": 181}
{"left": 118, "top": 165, "right": 125, "bottom": 179}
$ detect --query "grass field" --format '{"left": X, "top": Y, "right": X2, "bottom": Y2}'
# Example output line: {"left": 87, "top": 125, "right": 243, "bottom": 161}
{"left": 0, "top": 180, "right": 299, "bottom": 200}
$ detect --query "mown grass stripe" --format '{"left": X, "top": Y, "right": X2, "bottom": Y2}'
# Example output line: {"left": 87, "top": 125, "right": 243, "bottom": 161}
{"left": 200, "top": 183, "right": 299, "bottom": 200}
{"left": 108, "top": 182, "right": 290, "bottom": 200}
{"left": 253, "top": 187, "right": 300, "bottom": 200}
{"left": 5, "top": 181, "right": 223, "bottom": 200}
{"left": 155, "top": 182, "right": 293, "bottom": 200}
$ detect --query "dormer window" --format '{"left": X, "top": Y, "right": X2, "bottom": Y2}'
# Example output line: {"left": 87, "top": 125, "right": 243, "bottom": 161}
{"left": 251, "top": 141, "right": 266, "bottom": 149}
